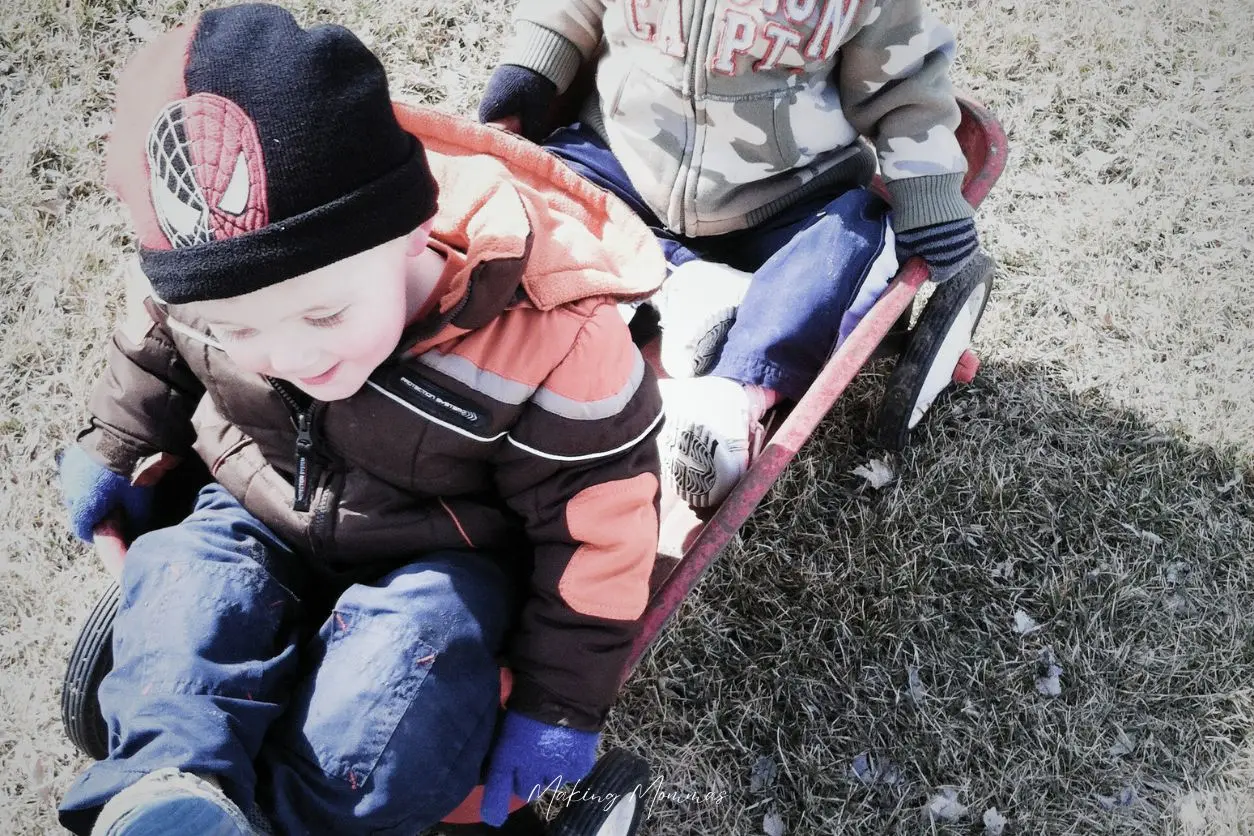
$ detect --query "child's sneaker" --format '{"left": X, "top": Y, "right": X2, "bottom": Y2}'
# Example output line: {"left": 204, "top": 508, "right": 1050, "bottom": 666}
{"left": 658, "top": 377, "right": 767, "bottom": 508}
{"left": 653, "top": 261, "right": 753, "bottom": 379}
{"left": 92, "top": 769, "right": 261, "bottom": 836}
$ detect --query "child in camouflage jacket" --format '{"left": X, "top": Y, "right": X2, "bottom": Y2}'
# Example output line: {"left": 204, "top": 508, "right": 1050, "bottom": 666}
{"left": 480, "top": 0, "right": 980, "bottom": 507}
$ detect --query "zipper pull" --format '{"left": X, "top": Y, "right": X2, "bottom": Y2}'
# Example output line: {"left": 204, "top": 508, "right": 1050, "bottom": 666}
{"left": 293, "top": 409, "right": 318, "bottom": 512}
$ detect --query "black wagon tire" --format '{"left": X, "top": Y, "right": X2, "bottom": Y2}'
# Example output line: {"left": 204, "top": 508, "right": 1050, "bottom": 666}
{"left": 548, "top": 749, "right": 651, "bottom": 836}
{"left": 877, "top": 252, "right": 995, "bottom": 451}
{"left": 62, "top": 581, "right": 120, "bottom": 761}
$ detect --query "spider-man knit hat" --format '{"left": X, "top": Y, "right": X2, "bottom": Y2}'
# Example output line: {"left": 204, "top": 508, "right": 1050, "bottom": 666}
{"left": 106, "top": 3, "right": 438, "bottom": 304}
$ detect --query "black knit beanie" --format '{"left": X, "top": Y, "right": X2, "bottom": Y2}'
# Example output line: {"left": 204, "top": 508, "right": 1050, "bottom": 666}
{"left": 106, "top": 3, "right": 438, "bottom": 304}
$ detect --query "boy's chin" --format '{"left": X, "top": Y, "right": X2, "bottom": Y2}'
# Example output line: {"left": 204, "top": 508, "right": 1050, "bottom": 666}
{"left": 282, "top": 371, "right": 368, "bottom": 402}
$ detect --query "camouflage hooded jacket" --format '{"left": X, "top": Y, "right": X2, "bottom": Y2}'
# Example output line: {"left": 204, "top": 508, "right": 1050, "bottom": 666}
{"left": 502, "top": 0, "right": 973, "bottom": 237}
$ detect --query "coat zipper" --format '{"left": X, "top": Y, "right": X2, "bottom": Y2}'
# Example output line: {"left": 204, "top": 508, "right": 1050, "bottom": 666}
{"left": 266, "top": 377, "right": 325, "bottom": 512}
{"left": 675, "top": 0, "right": 708, "bottom": 235}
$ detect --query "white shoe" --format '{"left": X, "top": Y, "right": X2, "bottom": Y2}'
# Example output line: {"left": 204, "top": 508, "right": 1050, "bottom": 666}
{"left": 653, "top": 261, "right": 753, "bottom": 379}
{"left": 93, "top": 769, "right": 262, "bottom": 836}
{"left": 658, "top": 377, "right": 765, "bottom": 508}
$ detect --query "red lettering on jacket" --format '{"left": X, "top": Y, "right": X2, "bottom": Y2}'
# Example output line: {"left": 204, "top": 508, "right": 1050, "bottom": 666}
{"left": 710, "top": 8, "right": 757, "bottom": 75}
{"left": 784, "top": 0, "right": 819, "bottom": 23}
{"left": 658, "top": 1, "right": 687, "bottom": 57}
{"left": 624, "top": 0, "right": 657, "bottom": 41}
{"left": 804, "top": 0, "right": 856, "bottom": 60}
{"left": 755, "top": 21, "right": 803, "bottom": 70}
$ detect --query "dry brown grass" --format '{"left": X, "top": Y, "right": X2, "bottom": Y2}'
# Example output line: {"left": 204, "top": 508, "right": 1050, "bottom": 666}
{"left": 2, "top": 0, "right": 1252, "bottom": 833}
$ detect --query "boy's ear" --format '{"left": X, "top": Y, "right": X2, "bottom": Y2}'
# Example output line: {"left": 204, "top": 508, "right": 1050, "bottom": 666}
{"left": 405, "top": 219, "right": 435, "bottom": 257}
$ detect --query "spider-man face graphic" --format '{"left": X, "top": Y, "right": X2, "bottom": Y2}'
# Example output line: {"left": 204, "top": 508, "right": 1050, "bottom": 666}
{"left": 146, "top": 92, "right": 269, "bottom": 248}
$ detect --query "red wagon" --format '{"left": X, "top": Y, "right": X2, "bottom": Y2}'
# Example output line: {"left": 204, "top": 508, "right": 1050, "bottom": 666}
{"left": 62, "top": 96, "right": 1007, "bottom": 836}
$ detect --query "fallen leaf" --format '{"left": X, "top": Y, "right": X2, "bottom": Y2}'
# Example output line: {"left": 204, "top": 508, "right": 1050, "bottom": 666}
{"left": 851, "top": 751, "right": 903, "bottom": 788}
{"left": 907, "top": 666, "right": 927, "bottom": 702}
{"left": 35, "top": 282, "right": 57, "bottom": 311}
{"left": 852, "top": 458, "right": 895, "bottom": 490}
{"left": 928, "top": 788, "right": 968, "bottom": 821}
{"left": 1178, "top": 797, "right": 1205, "bottom": 827}
{"left": 32, "top": 755, "right": 55, "bottom": 805}
{"left": 1119, "top": 522, "right": 1163, "bottom": 545}
{"left": 1107, "top": 729, "right": 1137, "bottom": 758}
{"left": 983, "top": 807, "right": 1008, "bottom": 835}
{"left": 1080, "top": 148, "right": 1116, "bottom": 171}
{"left": 1165, "top": 562, "right": 1190, "bottom": 585}
{"left": 763, "top": 812, "right": 786, "bottom": 836}
{"left": 1013, "top": 609, "right": 1040, "bottom": 635}
{"left": 750, "top": 756, "right": 777, "bottom": 793}
{"left": 34, "top": 196, "right": 66, "bottom": 218}
{"left": 1217, "top": 471, "right": 1243, "bottom": 495}
{"left": 1097, "top": 786, "right": 1137, "bottom": 810}
{"left": 438, "top": 67, "right": 463, "bottom": 97}
{"left": 1036, "top": 666, "right": 1062, "bottom": 696}
{"left": 127, "top": 16, "right": 161, "bottom": 41}
{"left": 1036, "top": 647, "right": 1063, "bottom": 697}
{"left": 851, "top": 752, "right": 873, "bottom": 784}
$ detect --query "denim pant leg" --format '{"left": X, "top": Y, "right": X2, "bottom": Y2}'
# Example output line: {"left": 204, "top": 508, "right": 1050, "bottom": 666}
{"left": 58, "top": 483, "right": 306, "bottom": 835}
{"left": 256, "top": 550, "right": 514, "bottom": 836}
{"left": 707, "top": 188, "right": 896, "bottom": 400}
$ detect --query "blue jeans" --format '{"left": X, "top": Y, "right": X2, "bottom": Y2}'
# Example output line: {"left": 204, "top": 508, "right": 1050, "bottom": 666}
{"left": 545, "top": 123, "right": 897, "bottom": 400}
{"left": 59, "top": 484, "right": 514, "bottom": 835}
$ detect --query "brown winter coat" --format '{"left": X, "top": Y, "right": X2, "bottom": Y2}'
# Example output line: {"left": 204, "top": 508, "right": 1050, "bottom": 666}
{"left": 79, "top": 105, "right": 668, "bottom": 730}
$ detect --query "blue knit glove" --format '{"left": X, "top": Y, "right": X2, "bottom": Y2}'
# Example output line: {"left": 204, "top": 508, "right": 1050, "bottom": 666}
{"left": 895, "top": 217, "right": 980, "bottom": 283}
{"left": 478, "top": 64, "right": 558, "bottom": 142}
{"left": 58, "top": 445, "right": 153, "bottom": 542}
{"left": 480, "top": 711, "right": 599, "bottom": 826}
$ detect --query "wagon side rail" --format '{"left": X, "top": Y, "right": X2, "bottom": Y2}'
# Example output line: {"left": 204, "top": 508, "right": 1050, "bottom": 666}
{"left": 623, "top": 96, "right": 1008, "bottom": 679}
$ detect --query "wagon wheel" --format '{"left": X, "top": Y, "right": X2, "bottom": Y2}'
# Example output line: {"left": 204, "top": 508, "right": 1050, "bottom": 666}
{"left": 548, "top": 749, "right": 651, "bottom": 836}
{"left": 877, "top": 252, "right": 995, "bottom": 451}
{"left": 61, "top": 581, "right": 120, "bottom": 761}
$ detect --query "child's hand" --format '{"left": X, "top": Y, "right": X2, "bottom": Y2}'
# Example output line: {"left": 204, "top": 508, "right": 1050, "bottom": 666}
{"left": 895, "top": 217, "right": 980, "bottom": 284}
{"left": 480, "top": 710, "right": 599, "bottom": 826}
{"left": 58, "top": 445, "right": 154, "bottom": 543}
{"left": 478, "top": 64, "right": 557, "bottom": 142}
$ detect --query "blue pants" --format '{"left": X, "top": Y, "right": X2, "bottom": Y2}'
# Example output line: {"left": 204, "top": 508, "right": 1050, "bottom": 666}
{"left": 545, "top": 124, "right": 897, "bottom": 400}
{"left": 59, "top": 484, "right": 514, "bottom": 836}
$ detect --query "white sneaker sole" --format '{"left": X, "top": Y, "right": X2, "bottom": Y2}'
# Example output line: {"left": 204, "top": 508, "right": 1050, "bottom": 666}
{"left": 668, "top": 422, "right": 721, "bottom": 507}
{"left": 661, "top": 305, "right": 738, "bottom": 379}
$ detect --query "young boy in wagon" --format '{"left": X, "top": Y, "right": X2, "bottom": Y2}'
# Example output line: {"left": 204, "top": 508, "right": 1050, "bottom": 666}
{"left": 480, "top": 0, "right": 983, "bottom": 507}
{"left": 56, "top": 4, "right": 666, "bottom": 833}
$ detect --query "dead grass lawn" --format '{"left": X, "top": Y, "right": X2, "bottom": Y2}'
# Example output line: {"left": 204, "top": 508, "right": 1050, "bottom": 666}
{"left": 1, "top": 0, "right": 1251, "bottom": 833}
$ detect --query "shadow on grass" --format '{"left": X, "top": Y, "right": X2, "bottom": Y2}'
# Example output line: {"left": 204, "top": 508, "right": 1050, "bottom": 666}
{"left": 608, "top": 360, "right": 1254, "bottom": 836}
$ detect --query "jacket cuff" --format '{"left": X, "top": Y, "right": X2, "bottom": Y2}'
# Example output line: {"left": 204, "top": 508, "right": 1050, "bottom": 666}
{"left": 886, "top": 172, "right": 973, "bottom": 231}
{"left": 502, "top": 21, "right": 584, "bottom": 92}
{"left": 78, "top": 422, "right": 154, "bottom": 482}
{"left": 506, "top": 672, "right": 606, "bottom": 732}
